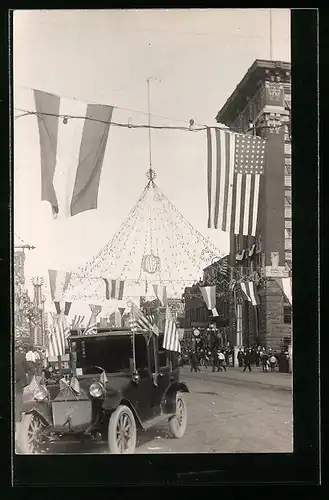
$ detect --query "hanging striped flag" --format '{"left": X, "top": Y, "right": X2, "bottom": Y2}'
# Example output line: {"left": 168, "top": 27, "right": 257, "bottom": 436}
{"left": 240, "top": 281, "right": 260, "bottom": 306}
{"left": 103, "top": 279, "right": 125, "bottom": 300}
{"left": 207, "top": 128, "right": 266, "bottom": 236}
{"left": 153, "top": 284, "right": 168, "bottom": 306}
{"left": 71, "top": 315, "right": 85, "bottom": 330}
{"left": 82, "top": 304, "right": 102, "bottom": 335}
{"left": 162, "top": 308, "right": 181, "bottom": 353}
{"left": 275, "top": 277, "right": 292, "bottom": 305}
{"left": 33, "top": 89, "right": 114, "bottom": 217}
{"left": 48, "top": 270, "right": 72, "bottom": 301}
{"left": 199, "top": 286, "right": 219, "bottom": 317}
{"left": 129, "top": 302, "right": 159, "bottom": 335}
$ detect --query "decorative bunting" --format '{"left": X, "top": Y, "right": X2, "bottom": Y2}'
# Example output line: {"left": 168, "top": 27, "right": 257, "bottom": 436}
{"left": 48, "top": 269, "right": 72, "bottom": 301}
{"left": 152, "top": 284, "right": 168, "bottom": 306}
{"left": 103, "top": 279, "right": 125, "bottom": 300}
{"left": 199, "top": 286, "right": 218, "bottom": 316}
{"left": 240, "top": 281, "right": 260, "bottom": 306}
{"left": 275, "top": 277, "right": 292, "bottom": 305}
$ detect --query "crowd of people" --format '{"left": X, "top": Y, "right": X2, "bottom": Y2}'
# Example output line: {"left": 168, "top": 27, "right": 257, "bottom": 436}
{"left": 180, "top": 345, "right": 291, "bottom": 374}
{"left": 237, "top": 347, "right": 291, "bottom": 373}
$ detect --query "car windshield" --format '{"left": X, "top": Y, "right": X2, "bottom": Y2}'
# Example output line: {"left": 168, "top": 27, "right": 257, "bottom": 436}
{"left": 74, "top": 335, "right": 134, "bottom": 375}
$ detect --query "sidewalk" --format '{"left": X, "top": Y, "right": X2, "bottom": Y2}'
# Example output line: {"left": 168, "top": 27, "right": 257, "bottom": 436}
{"left": 182, "top": 365, "right": 292, "bottom": 391}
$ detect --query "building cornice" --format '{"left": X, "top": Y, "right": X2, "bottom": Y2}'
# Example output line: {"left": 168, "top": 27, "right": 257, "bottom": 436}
{"left": 216, "top": 59, "right": 291, "bottom": 126}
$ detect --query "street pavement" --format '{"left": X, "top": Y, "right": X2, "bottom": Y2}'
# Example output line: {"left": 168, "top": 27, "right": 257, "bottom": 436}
{"left": 40, "top": 366, "right": 293, "bottom": 454}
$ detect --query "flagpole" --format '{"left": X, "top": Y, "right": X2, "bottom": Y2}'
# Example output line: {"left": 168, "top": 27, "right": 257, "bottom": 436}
{"left": 147, "top": 77, "right": 152, "bottom": 177}
{"left": 269, "top": 8, "right": 273, "bottom": 60}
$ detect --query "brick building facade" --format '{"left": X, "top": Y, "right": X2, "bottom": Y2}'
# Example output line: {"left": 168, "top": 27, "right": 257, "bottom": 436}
{"left": 215, "top": 59, "right": 292, "bottom": 350}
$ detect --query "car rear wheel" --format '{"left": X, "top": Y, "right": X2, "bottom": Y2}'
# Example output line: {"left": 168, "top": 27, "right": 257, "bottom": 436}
{"left": 16, "top": 413, "right": 47, "bottom": 454}
{"left": 168, "top": 392, "right": 187, "bottom": 439}
{"left": 108, "top": 405, "right": 137, "bottom": 454}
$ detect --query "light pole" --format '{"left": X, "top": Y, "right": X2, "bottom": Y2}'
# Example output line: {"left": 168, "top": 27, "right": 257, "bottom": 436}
{"left": 31, "top": 276, "right": 44, "bottom": 347}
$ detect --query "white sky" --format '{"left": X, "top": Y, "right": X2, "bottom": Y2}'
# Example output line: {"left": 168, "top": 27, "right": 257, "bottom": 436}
{"left": 13, "top": 8, "right": 290, "bottom": 306}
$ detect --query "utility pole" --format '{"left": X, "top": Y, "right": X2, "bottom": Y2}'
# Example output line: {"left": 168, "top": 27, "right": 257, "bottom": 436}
{"left": 269, "top": 8, "right": 273, "bottom": 60}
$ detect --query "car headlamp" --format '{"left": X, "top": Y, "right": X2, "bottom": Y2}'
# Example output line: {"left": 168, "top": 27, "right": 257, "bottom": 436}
{"left": 89, "top": 382, "right": 105, "bottom": 398}
{"left": 33, "top": 386, "right": 49, "bottom": 402}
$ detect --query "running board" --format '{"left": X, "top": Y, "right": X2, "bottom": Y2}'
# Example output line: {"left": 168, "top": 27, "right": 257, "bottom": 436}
{"left": 142, "top": 412, "right": 174, "bottom": 430}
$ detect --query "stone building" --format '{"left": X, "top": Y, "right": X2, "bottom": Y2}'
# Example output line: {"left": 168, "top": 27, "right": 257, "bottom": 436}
{"left": 215, "top": 59, "right": 292, "bottom": 349}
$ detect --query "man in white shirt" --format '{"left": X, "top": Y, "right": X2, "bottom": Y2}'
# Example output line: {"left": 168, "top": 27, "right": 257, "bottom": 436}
{"left": 217, "top": 350, "right": 226, "bottom": 372}
{"left": 25, "top": 346, "right": 36, "bottom": 383}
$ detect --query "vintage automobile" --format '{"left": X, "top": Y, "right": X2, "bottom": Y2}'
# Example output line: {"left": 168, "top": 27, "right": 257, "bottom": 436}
{"left": 17, "top": 328, "right": 189, "bottom": 454}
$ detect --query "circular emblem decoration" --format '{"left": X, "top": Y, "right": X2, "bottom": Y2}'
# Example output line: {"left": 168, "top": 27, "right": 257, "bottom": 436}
{"left": 193, "top": 328, "right": 200, "bottom": 337}
{"left": 201, "top": 249, "right": 216, "bottom": 263}
{"left": 141, "top": 253, "right": 161, "bottom": 274}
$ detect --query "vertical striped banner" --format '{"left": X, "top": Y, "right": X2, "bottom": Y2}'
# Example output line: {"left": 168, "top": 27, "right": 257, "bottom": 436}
{"left": 33, "top": 89, "right": 114, "bottom": 218}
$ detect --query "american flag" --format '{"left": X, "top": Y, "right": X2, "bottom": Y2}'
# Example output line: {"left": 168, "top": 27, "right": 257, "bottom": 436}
{"left": 207, "top": 128, "right": 266, "bottom": 236}
{"left": 129, "top": 303, "right": 159, "bottom": 335}
{"left": 162, "top": 307, "right": 181, "bottom": 353}
{"left": 47, "top": 313, "right": 66, "bottom": 357}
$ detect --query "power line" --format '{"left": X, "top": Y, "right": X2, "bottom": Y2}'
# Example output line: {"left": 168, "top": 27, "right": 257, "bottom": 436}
{"left": 14, "top": 84, "right": 205, "bottom": 127}
{"left": 13, "top": 107, "right": 286, "bottom": 134}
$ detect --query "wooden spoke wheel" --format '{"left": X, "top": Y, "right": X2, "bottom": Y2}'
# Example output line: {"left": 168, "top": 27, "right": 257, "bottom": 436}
{"left": 168, "top": 392, "right": 187, "bottom": 439}
{"left": 108, "top": 405, "right": 137, "bottom": 454}
{"left": 17, "top": 413, "right": 47, "bottom": 454}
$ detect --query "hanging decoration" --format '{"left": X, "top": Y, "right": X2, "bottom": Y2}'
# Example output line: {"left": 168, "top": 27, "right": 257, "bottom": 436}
{"left": 199, "top": 286, "right": 219, "bottom": 317}
{"left": 141, "top": 253, "right": 161, "bottom": 274}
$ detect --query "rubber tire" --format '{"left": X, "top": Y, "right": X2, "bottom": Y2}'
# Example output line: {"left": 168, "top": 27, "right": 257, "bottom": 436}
{"left": 108, "top": 405, "right": 137, "bottom": 454}
{"left": 200, "top": 358, "right": 205, "bottom": 367}
{"left": 168, "top": 392, "right": 187, "bottom": 439}
{"left": 16, "top": 413, "right": 45, "bottom": 454}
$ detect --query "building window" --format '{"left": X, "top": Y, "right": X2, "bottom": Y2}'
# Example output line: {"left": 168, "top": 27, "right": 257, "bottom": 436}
{"left": 285, "top": 195, "right": 291, "bottom": 207}
{"left": 285, "top": 176, "right": 291, "bottom": 188}
{"left": 285, "top": 239, "right": 292, "bottom": 251}
{"left": 284, "top": 143, "right": 291, "bottom": 155}
{"left": 285, "top": 219, "right": 292, "bottom": 229}
{"left": 284, "top": 305, "right": 292, "bottom": 324}
{"left": 285, "top": 228, "right": 292, "bottom": 238}
{"left": 285, "top": 207, "right": 292, "bottom": 218}
{"left": 285, "top": 162, "right": 292, "bottom": 173}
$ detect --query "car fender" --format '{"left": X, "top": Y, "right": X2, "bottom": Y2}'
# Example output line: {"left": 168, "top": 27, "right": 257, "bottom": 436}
{"left": 21, "top": 401, "right": 53, "bottom": 426}
{"left": 102, "top": 396, "right": 144, "bottom": 429}
{"left": 164, "top": 381, "right": 189, "bottom": 409}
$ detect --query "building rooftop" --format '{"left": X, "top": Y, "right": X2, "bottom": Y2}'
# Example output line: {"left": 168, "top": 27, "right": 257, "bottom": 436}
{"left": 216, "top": 59, "right": 291, "bottom": 126}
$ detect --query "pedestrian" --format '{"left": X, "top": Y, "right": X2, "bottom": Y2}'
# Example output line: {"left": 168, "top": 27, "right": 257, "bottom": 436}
{"left": 34, "top": 347, "right": 42, "bottom": 377}
{"left": 218, "top": 350, "right": 226, "bottom": 372}
{"left": 243, "top": 350, "right": 252, "bottom": 372}
{"left": 212, "top": 349, "right": 219, "bottom": 372}
{"left": 269, "top": 354, "right": 277, "bottom": 372}
{"left": 225, "top": 349, "right": 230, "bottom": 367}
{"left": 25, "top": 345, "right": 36, "bottom": 383}
{"left": 190, "top": 350, "right": 200, "bottom": 372}
{"left": 255, "top": 350, "right": 260, "bottom": 367}
{"left": 262, "top": 352, "right": 269, "bottom": 372}
{"left": 15, "top": 346, "right": 29, "bottom": 444}
{"left": 237, "top": 349, "right": 244, "bottom": 368}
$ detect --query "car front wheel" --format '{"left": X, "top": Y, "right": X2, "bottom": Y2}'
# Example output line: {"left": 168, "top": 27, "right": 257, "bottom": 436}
{"left": 16, "top": 412, "right": 47, "bottom": 454}
{"left": 168, "top": 392, "right": 187, "bottom": 439}
{"left": 108, "top": 405, "right": 137, "bottom": 454}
